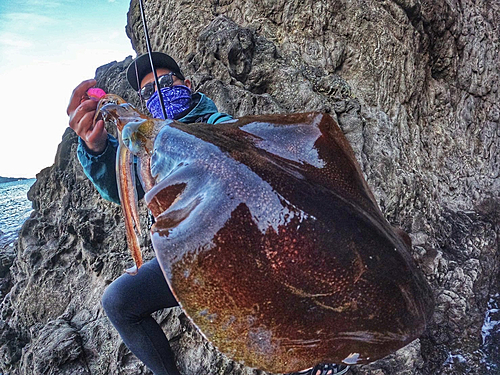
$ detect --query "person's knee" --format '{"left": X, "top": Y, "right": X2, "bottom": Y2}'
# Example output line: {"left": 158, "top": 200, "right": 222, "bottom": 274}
{"left": 102, "top": 279, "right": 132, "bottom": 324}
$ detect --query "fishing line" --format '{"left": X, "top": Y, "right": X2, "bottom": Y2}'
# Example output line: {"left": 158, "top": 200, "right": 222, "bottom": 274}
{"left": 134, "top": 60, "right": 146, "bottom": 112}
{"left": 138, "top": 0, "right": 167, "bottom": 119}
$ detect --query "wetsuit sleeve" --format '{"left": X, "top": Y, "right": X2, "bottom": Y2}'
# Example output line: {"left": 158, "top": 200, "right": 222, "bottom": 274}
{"left": 77, "top": 134, "right": 144, "bottom": 204}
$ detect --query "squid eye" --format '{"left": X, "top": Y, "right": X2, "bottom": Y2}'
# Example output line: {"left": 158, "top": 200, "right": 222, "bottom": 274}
{"left": 121, "top": 123, "right": 139, "bottom": 153}
{"left": 121, "top": 126, "right": 133, "bottom": 150}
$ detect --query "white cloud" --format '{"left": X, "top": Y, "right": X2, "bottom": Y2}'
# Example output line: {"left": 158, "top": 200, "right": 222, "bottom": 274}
{"left": 109, "top": 30, "right": 122, "bottom": 40}
{"left": 25, "top": 0, "right": 63, "bottom": 7}
{"left": 1, "top": 12, "right": 56, "bottom": 28}
{"left": 0, "top": 32, "right": 32, "bottom": 48}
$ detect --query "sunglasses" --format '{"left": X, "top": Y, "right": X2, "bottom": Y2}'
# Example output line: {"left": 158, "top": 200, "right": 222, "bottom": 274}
{"left": 139, "top": 72, "right": 177, "bottom": 100}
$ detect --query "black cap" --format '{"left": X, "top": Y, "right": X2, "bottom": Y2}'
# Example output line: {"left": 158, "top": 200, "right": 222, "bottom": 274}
{"left": 126, "top": 52, "right": 185, "bottom": 91}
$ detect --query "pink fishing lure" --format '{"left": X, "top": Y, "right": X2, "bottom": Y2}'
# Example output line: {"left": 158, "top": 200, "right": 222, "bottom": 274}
{"left": 87, "top": 88, "right": 107, "bottom": 100}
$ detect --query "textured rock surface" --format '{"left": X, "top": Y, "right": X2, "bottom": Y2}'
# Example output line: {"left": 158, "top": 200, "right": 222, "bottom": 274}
{"left": 1, "top": 0, "right": 499, "bottom": 374}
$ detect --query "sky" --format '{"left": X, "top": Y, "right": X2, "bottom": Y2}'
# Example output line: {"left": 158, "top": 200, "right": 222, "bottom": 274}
{"left": 0, "top": 0, "right": 136, "bottom": 178}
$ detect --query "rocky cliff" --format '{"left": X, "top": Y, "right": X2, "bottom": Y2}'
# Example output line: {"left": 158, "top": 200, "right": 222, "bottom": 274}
{"left": 1, "top": 0, "right": 499, "bottom": 374}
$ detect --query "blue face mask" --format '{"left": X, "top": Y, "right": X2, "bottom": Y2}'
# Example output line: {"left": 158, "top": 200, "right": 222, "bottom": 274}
{"left": 146, "top": 85, "right": 192, "bottom": 120}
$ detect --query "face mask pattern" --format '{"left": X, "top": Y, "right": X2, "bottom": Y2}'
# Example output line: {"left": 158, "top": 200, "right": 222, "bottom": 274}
{"left": 146, "top": 85, "right": 192, "bottom": 120}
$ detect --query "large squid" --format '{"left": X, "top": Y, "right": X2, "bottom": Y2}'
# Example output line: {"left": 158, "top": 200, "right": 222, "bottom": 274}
{"left": 94, "top": 94, "right": 434, "bottom": 373}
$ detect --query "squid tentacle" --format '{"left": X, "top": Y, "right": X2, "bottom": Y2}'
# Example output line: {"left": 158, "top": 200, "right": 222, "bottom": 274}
{"left": 116, "top": 131, "right": 143, "bottom": 275}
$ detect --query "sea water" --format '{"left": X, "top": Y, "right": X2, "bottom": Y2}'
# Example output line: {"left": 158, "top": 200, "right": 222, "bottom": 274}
{"left": 0, "top": 179, "right": 36, "bottom": 248}
{"left": 482, "top": 293, "right": 500, "bottom": 372}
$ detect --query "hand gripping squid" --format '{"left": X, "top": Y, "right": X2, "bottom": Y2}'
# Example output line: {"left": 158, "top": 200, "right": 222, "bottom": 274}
{"left": 93, "top": 94, "right": 434, "bottom": 373}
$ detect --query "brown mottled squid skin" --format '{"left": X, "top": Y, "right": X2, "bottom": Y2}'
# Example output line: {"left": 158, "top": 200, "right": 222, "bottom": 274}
{"left": 97, "top": 97, "right": 434, "bottom": 373}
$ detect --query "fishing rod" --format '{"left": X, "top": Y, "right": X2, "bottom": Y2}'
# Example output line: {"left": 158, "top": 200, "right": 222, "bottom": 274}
{"left": 138, "top": 0, "right": 168, "bottom": 119}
